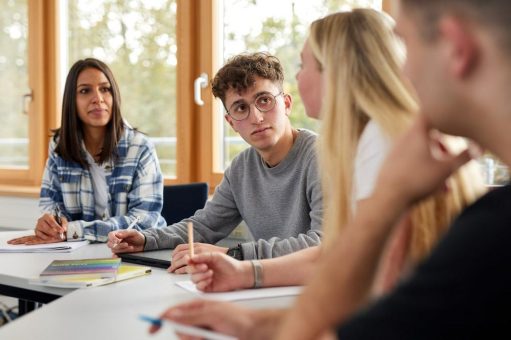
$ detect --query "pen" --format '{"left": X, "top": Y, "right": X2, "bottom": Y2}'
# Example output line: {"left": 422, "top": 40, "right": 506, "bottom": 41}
{"left": 188, "top": 221, "right": 194, "bottom": 258}
{"left": 54, "top": 205, "right": 64, "bottom": 240}
{"left": 139, "top": 315, "right": 237, "bottom": 340}
{"left": 127, "top": 215, "right": 140, "bottom": 230}
{"left": 113, "top": 216, "right": 140, "bottom": 249}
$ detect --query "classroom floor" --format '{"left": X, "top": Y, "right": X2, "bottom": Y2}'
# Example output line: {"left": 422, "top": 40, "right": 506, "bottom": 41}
{"left": 0, "top": 295, "right": 17, "bottom": 327}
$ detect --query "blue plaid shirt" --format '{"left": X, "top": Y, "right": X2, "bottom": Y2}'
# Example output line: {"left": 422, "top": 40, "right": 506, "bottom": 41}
{"left": 39, "top": 127, "right": 166, "bottom": 242}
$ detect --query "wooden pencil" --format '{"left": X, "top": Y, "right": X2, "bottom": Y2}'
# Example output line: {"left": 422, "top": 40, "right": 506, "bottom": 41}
{"left": 187, "top": 221, "right": 194, "bottom": 258}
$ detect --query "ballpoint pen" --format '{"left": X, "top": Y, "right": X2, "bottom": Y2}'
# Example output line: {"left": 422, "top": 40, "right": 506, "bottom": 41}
{"left": 139, "top": 315, "right": 236, "bottom": 340}
{"left": 113, "top": 215, "right": 140, "bottom": 248}
{"left": 127, "top": 215, "right": 140, "bottom": 230}
{"left": 54, "top": 205, "right": 64, "bottom": 240}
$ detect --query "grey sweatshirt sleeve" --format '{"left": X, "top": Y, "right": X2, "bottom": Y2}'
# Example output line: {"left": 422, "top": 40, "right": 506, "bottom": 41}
{"left": 241, "top": 231, "right": 322, "bottom": 260}
{"left": 142, "top": 173, "right": 243, "bottom": 250}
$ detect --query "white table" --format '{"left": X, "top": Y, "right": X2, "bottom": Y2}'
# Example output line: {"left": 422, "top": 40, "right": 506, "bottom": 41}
{"left": 0, "top": 231, "right": 296, "bottom": 339}
{"left": 0, "top": 231, "right": 113, "bottom": 314}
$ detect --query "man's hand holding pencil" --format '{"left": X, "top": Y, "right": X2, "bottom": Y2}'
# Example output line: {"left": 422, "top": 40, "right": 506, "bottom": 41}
{"left": 168, "top": 222, "right": 230, "bottom": 274}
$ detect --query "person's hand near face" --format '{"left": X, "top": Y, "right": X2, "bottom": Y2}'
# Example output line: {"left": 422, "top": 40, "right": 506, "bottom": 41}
{"left": 373, "top": 114, "right": 473, "bottom": 211}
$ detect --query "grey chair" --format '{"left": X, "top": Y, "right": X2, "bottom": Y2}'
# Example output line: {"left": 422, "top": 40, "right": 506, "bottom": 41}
{"left": 161, "top": 182, "right": 209, "bottom": 225}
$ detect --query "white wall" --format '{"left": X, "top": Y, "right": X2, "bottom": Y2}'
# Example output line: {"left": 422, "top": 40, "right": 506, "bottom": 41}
{"left": 0, "top": 196, "right": 39, "bottom": 230}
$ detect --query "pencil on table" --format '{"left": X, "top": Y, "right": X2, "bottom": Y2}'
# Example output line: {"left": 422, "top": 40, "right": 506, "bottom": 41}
{"left": 187, "top": 221, "right": 194, "bottom": 258}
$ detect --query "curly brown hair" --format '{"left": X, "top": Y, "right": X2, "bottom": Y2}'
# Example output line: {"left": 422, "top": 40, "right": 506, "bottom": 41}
{"left": 211, "top": 52, "right": 284, "bottom": 107}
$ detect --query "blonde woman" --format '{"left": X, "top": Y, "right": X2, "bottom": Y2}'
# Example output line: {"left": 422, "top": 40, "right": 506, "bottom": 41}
{"left": 149, "top": 9, "right": 484, "bottom": 338}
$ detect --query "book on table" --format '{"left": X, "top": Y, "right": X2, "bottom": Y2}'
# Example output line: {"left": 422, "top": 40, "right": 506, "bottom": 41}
{"left": 29, "top": 258, "right": 151, "bottom": 288}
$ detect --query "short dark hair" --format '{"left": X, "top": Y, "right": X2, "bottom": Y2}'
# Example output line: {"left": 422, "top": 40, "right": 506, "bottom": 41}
{"left": 54, "top": 58, "right": 124, "bottom": 168}
{"left": 211, "top": 52, "right": 284, "bottom": 107}
{"left": 402, "top": 0, "right": 511, "bottom": 52}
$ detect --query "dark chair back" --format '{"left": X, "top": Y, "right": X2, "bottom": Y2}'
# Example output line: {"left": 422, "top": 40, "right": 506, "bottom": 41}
{"left": 162, "top": 182, "right": 209, "bottom": 225}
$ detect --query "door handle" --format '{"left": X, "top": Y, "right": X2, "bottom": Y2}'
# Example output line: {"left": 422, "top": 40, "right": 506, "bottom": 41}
{"left": 22, "top": 90, "right": 33, "bottom": 115}
{"left": 194, "top": 73, "right": 208, "bottom": 106}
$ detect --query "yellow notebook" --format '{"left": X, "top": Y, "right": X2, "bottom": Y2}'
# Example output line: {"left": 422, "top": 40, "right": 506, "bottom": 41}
{"left": 29, "top": 264, "right": 152, "bottom": 288}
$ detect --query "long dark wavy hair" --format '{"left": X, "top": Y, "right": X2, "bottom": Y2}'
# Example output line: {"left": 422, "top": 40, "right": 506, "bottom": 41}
{"left": 54, "top": 58, "right": 124, "bottom": 168}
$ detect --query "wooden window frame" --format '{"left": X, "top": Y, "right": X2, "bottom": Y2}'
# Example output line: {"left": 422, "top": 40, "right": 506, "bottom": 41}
{"left": 0, "top": 0, "right": 393, "bottom": 197}
{"left": 0, "top": 0, "right": 59, "bottom": 196}
{"left": 195, "top": 0, "right": 394, "bottom": 192}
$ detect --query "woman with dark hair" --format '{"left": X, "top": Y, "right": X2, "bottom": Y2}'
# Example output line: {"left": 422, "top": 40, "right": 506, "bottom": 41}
{"left": 9, "top": 58, "right": 166, "bottom": 245}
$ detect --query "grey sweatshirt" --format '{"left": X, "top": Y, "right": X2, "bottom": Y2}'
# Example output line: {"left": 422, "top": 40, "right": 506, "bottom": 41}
{"left": 142, "top": 129, "right": 323, "bottom": 259}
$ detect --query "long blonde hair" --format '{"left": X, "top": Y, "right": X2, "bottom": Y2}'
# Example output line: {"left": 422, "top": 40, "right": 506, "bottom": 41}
{"left": 311, "top": 9, "right": 484, "bottom": 262}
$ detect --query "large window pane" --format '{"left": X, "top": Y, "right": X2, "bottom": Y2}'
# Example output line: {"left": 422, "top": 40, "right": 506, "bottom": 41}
{"left": 61, "top": 0, "right": 177, "bottom": 177}
{"left": 219, "top": 0, "right": 382, "bottom": 169}
{"left": 0, "top": 0, "right": 29, "bottom": 168}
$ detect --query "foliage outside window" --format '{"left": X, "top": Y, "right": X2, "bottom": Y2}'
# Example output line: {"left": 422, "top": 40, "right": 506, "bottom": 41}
{"left": 4, "top": 0, "right": 506, "bottom": 194}
{"left": 63, "top": 0, "right": 177, "bottom": 177}
{"left": 220, "top": 0, "right": 383, "bottom": 169}
{"left": 0, "top": 0, "right": 29, "bottom": 168}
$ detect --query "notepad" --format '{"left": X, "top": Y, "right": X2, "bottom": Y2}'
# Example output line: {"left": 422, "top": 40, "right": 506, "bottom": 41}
{"left": 29, "top": 263, "right": 152, "bottom": 288}
{"left": 0, "top": 240, "right": 89, "bottom": 253}
{"left": 176, "top": 280, "right": 303, "bottom": 301}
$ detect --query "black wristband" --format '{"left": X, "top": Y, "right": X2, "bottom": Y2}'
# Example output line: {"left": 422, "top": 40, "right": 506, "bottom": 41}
{"left": 227, "top": 244, "right": 244, "bottom": 260}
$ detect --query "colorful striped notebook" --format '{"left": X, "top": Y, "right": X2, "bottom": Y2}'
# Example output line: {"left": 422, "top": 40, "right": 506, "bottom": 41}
{"left": 38, "top": 258, "right": 121, "bottom": 280}
{"left": 30, "top": 263, "right": 152, "bottom": 288}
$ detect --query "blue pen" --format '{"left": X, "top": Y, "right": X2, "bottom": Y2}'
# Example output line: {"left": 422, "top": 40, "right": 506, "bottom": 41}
{"left": 139, "top": 314, "right": 237, "bottom": 340}
{"left": 139, "top": 314, "right": 162, "bottom": 327}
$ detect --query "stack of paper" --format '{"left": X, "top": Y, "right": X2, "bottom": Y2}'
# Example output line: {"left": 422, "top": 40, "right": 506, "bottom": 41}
{"left": 176, "top": 280, "right": 303, "bottom": 301}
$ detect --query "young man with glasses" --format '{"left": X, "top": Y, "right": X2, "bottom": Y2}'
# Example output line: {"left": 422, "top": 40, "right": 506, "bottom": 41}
{"left": 108, "top": 52, "right": 323, "bottom": 273}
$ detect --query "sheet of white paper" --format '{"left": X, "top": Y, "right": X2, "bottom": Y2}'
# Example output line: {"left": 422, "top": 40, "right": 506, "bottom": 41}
{"left": 0, "top": 232, "right": 88, "bottom": 253}
{"left": 176, "top": 280, "right": 303, "bottom": 301}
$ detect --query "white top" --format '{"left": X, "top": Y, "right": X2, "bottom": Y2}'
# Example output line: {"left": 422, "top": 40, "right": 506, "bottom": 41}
{"left": 85, "top": 151, "right": 109, "bottom": 219}
{"left": 353, "top": 120, "right": 392, "bottom": 207}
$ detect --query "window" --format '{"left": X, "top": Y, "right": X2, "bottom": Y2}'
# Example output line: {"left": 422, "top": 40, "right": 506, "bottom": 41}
{"left": 0, "top": 0, "right": 54, "bottom": 191}
{"left": 190, "top": 0, "right": 384, "bottom": 186}
{"left": 61, "top": 0, "right": 178, "bottom": 177}
{"left": 0, "top": 0, "right": 29, "bottom": 168}
{"left": 218, "top": 0, "right": 383, "bottom": 170}
{"left": 0, "top": 0, "right": 409, "bottom": 195}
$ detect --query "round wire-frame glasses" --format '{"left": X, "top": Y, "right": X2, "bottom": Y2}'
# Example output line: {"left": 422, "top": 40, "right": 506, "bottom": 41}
{"left": 226, "top": 92, "right": 283, "bottom": 121}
